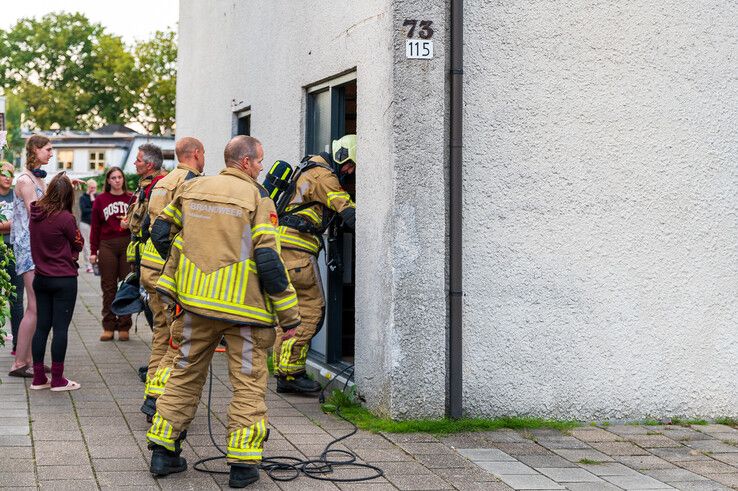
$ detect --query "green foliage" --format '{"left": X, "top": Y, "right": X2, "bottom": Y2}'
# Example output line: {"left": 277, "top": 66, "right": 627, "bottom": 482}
{"left": 0, "top": 210, "right": 15, "bottom": 346}
{"left": 0, "top": 12, "right": 175, "bottom": 133}
{"left": 84, "top": 171, "right": 140, "bottom": 194}
{"left": 321, "top": 389, "right": 580, "bottom": 434}
{"left": 2, "top": 93, "right": 26, "bottom": 162}
{"left": 133, "top": 31, "right": 177, "bottom": 135}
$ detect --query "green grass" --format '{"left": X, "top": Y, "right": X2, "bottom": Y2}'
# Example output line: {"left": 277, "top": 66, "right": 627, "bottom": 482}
{"left": 578, "top": 458, "right": 603, "bottom": 465}
{"left": 640, "top": 419, "right": 662, "bottom": 426}
{"left": 715, "top": 417, "right": 738, "bottom": 427}
{"left": 321, "top": 390, "right": 579, "bottom": 434}
{"left": 670, "top": 418, "right": 708, "bottom": 426}
{"left": 267, "top": 353, "right": 274, "bottom": 376}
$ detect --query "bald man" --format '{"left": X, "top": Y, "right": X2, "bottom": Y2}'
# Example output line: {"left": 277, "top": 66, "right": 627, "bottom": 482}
{"left": 144, "top": 136, "right": 299, "bottom": 486}
{"left": 139, "top": 137, "right": 206, "bottom": 421}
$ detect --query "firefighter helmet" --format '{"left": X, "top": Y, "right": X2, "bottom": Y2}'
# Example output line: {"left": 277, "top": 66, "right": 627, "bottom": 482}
{"left": 332, "top": 134, "right": 356, "bottom": 165}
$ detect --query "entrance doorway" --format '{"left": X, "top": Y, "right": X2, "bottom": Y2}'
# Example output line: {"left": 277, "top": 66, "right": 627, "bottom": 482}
{"left": 305, "top": 74, "right": 356, "bottom": 366}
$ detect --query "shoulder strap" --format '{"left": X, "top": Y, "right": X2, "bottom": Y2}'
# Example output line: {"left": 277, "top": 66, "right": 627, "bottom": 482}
{"left": 274, "top": 159, "right": 334, "bottom": 216}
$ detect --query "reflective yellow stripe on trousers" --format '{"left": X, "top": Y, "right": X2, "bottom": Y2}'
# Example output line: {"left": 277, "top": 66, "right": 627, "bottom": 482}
{"left": 146, "top": 412, "right": 176, "bottom": 451}
{"left": 226, "top": 419, "right": 268, "bottom": 461}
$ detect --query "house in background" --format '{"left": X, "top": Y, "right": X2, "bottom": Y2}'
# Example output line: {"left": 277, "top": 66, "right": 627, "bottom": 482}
{"left": 22, "top": 124, "right": 175, "bottom": 179}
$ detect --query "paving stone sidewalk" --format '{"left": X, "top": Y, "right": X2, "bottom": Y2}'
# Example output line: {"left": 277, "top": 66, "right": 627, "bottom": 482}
{"left": 0, "top": 273, "right": 736, "bottom": 490}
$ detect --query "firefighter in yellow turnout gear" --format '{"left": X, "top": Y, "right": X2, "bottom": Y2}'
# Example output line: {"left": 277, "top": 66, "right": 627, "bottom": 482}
{"left": 140, "top": 137, "right": 205, "bottom": 422}
{"left": 124, "top": 144, "right": 165, "bottom": 267}
{"left": 273, "top": 134, "right": 356, "bottom": 394}
{"left": 145, "top": 136, "right": 300, "bottom": 488}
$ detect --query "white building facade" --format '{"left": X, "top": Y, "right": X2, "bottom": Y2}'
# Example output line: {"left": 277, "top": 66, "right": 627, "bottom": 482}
{"left": 176, "top": 0, "right": 738, "bottom": 421}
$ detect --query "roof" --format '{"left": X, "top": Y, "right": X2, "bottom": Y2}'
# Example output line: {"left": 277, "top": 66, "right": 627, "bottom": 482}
{"left": 94, "top": 124, "right": 139, "bottom": 135}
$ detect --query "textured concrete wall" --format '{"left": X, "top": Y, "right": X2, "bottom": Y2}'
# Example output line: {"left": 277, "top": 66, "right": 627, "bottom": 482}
{"left": 463, "top": 1, "right": 738, "bottom": 419}
{"left": 177, "top": 0, "right": 450, "bottom": 418}
{"left": 384, "top": 0, "right": 449, "bottom": 418}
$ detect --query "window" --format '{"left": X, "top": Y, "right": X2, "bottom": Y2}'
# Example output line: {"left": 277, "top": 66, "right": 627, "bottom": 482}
{"left": 57, "top": 150, "right": 73, "bottom": 170}
{"left": 233, "top": 107, "right": 251, "bottom": 137}
{"left": 89, "top": 151, "right": 106, "bottom": 171}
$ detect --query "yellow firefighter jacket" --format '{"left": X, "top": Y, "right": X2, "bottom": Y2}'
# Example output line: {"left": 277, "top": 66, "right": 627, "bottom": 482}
{"left": 140, "top": 164, "right": 201, "bottom": 290}
{"left": 278, "top": 155, "right": 355, "bottom": 256}
{"left": 154, "top": 167, "right": 300, "bottom": 329}
{"left": 125, "top": 173, "right": 160, "bottom": 263}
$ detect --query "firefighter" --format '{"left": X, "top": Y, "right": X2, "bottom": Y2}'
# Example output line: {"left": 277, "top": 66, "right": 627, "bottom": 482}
{"left": 145, "top": 135, "right": 300, "bottom": 488}
{"left": 139, "top": 137, "right": 205, "bottom": 422}
{"left": 123, "top": 143, "right": 165, "bottom": 267}
{"left": 273, "top": 134, "right": 356, "bottom": 394}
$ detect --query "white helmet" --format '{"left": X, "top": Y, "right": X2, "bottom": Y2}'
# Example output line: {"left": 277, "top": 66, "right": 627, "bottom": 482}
{"left": 332, "top": 134, "right": 356, "bottom": 165}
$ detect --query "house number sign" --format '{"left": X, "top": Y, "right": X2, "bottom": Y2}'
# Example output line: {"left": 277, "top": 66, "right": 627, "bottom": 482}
{"left": 404, "top": 19, "right": 434, "bottom": 59}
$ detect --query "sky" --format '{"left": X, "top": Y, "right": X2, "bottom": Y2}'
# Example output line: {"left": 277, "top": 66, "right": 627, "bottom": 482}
{"left": 0, "top": 0, "right": 179, "bottom": 44}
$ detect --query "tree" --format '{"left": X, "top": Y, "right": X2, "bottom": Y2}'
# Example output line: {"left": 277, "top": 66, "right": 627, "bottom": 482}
{"left": 0, "top": 12, "right": 139, "bottom": 130}
{"left": 133, "top": 30, "right": 177, "bottom": 135}
{"left": 2, "top": 93, "right": 26, "bottom": 162}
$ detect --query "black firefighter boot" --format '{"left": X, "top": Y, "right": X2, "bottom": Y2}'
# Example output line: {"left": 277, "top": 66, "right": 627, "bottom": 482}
{"left": 276, "top": 373, "right": 321, "bottom": 394}
{"left": 229, "top": 463, "right": 260, "bottom": 488}
{"left": 140, "top": 395, "right": 156, "bottom": 422}
{"left": 149, "top": 431, "right": 187, "bottom": 477}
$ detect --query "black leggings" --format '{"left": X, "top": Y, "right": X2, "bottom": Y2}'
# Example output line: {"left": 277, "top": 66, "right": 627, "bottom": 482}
{"left": 32, "top": 275, "right": 77, "bottom": 364}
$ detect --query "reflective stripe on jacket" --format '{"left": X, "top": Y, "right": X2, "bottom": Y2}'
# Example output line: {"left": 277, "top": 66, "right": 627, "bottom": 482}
{"left": 140, "top": 164, "right": 201, "bottom": 290}
{"left": 154, "top": 167, "right": 300, "bottom": 328}
{"left": 278, "top": 157, "right": 355, "bottom": 256}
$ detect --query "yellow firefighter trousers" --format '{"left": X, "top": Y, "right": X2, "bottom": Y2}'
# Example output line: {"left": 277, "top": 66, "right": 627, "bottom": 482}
{"left": 144, "top": 289, "right": 172, "bottom": 397}
{"left": 146, "top": 311, "right": 276, "bottom": 464}
{"left": 273, "top": 249, "right": 325, "bottom": 376}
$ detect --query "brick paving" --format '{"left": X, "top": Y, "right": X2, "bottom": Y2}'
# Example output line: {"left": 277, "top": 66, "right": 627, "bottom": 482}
{"left": 0, "top": 272, "right": 736, "bottom": 490}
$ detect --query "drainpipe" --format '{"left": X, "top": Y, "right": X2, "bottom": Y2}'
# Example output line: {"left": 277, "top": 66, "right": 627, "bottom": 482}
{"left": 448, "top": 0, "right": 463, "bottom": 419}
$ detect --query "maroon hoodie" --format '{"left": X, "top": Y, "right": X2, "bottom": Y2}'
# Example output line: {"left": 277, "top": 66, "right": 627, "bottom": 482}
{"left": 29, "top": 203, "right": 84, "bottom": 277}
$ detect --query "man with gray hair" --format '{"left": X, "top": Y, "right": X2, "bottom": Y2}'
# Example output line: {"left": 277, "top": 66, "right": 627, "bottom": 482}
{"left": 123, "top": 143, "right": 165, "bottom": 317}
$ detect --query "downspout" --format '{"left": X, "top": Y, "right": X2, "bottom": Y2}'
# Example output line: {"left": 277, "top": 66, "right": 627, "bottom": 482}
{"left": 448, "top": 0, "right": 463, "bottom": 419}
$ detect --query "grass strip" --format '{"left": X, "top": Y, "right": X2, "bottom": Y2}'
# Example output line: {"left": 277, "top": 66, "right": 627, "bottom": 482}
{"left": 322, "top": 390, "right": 579, "bottom": 434}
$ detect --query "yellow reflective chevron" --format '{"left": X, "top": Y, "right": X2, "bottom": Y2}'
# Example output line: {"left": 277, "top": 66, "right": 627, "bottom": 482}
{"left": 251, "top": 224, "right": 277, "bottom": 239}
{"left": 272, "top": 293, "right": 298, "bottom": 312}
{"left": 162, "top": 203, "right": 183, "bottom": 227}
{"left": 174, "top": 254, "right": 274, "bottom": 324}
{"left": 141, "top": 238, "right": 165, "bottom": 266}
{"left": 278, "top": 337, "right": 310, "bottom": 374}
{"left": 126, "top": 240, "right": 141, "bottom": 263}
{"left": 146, "top": 412, "right": 176, "bottom": 451}
{"left": 226, "top": 419, "right": 267, "bottom": 461}
{"left": 326, "top": 191, "right": 351, "bottom": 210}
{"left": 145, "top": 366, "right": 173, "bottom": 396}
{"left": 295, "top": 208, "right": 320, "bottom": 224}
{"left": 277, "top": 226, "right": 320, "bottom": 254}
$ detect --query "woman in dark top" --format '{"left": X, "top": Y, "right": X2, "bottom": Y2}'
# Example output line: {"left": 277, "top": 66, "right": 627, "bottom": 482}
{"left": 29, "top": 173, "right": 83, "bottom": 391}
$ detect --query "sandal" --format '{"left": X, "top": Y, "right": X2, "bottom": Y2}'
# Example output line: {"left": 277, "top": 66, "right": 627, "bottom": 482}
{"left": 8, "top": 365, "right": 33, "bottom": 378}
{"left": 50, "top": 380, "right": 81, "bottom": 392}
{"left": 30, "top": 381, "right": 51, "bottom": 390}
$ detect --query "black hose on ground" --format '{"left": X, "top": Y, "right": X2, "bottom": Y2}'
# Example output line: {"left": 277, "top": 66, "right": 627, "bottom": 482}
{"left": 193, "top": 364, "right": 383, "bottom": 483}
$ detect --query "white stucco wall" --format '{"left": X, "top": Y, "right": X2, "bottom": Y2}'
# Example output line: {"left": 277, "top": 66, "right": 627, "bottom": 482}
{"left": 177, "top": 0, "right": 448, "bottom": 418}
{"left": 463, "top": 1, "right": 738, "bottom": 419}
